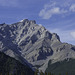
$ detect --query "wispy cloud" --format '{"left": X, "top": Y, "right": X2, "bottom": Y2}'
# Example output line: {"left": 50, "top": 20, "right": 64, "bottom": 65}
{"left": 39, "top": 7, "right": 67, "bottom": 19}
{"left": 71, "top": 31, "right": 75, "bottom": 38}
{"left": 39, "top": 0, "right": 75, "bottom": 19}
{"left": 70, "top": 4, "right": 75, "bottom": 12}
{"left": 0, "top": 0, "right": 19, "bottom": 7}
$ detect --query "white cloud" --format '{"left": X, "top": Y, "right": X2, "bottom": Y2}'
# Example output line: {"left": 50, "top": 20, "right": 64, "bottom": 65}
{"left": 39, "top": 2, "right": 67, "bottom": 19}
{"left": 39, "top": 6, "right": 67, "bottom": 19}
{"left": 71, "top": 31, "right": 75, "bottom": 38}
{"left": 70, "top": 4, "right": 75, "bottom": 12}
{"left": 39, "top": 0, "right": 75, "bottom": 19}
{"left": 0, "top": 0, "right": 19, "bottom": 7}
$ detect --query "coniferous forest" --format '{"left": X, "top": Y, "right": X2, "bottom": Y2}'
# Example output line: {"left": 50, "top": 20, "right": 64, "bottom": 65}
{"left": 0, "top": 52, "right": 34, "bottom": 75}
{"left": 45, "top": 59, "right": 75, "bottom": 75}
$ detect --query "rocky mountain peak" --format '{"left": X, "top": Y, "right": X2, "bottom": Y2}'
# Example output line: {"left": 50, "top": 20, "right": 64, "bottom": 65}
{"left": 30, "top": 20, "right": 36, "bottom": 24}
{"left": 20, "top": 19, "right": 29, "bottom": 22}
{"left": 20, "top": 19, "right": 36, "bottom": 25}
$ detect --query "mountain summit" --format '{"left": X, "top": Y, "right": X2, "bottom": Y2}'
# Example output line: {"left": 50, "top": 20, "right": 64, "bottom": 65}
{"left": 0, "top": 19, "right": 75, "bottom": 71}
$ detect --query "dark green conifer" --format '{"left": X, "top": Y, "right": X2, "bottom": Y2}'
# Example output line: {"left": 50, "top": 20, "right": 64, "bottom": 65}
{"left": 45, "top": 72, "right": 47, "bottom": 75}
{"left": 40, "top": 70, "right": 44, "bottom": 75}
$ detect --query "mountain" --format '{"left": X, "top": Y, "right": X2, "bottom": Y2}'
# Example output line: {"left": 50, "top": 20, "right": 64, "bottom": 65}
{"left": 0, "top": 19, "right": 75, "bottom": 72}
{"left": 0, "top": 51, "right": 34, "bottom": 75}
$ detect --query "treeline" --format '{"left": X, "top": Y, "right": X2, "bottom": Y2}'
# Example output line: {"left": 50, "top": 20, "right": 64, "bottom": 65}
{"left": 0, "top": 71, "right": 68, "bottom": 75}
{"left": 35, "top": 69, "right": 68, "bottom": 75}
{"left": 0, "top": 72, "right": 31, "bottom": 75}
{"left": 0, "top": 52, "right": 34, "bottom": 75}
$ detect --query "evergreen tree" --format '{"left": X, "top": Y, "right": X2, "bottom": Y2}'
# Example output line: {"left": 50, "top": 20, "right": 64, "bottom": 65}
{"left": 35, "top": 69, "right": 39, "bottom": 75}
{"left": 59, "top": 73, "right": 61, "bottom": 75}
{"left": 66, "top": 72, "right": 68, "bottom": 75}
{"left": 40, "top": 70, "right": 44, "bottom": 75}
{"left": 7, "top": 72, "right": 9, "bottom": 75}
{"left": 0, "top": 73, "right": 2, "bottom": 75}
{"left": 45, "top": 72, "right": 47, "bottom": 75}
{"left": 21, "top": 72, "right": 23, "bottom": 75}
{"left": 48, "top": 72, "right": 51, "bottom": 75}
{"left": 51, "top": 73, "right": 54, "bottom": 75}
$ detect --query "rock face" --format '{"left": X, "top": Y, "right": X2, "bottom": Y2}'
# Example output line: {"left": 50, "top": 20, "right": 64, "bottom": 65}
{"left": 0, "top": 19, "right": 75, "bottom": 71}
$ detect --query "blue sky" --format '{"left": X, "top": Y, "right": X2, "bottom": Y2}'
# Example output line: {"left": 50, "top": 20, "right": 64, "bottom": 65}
{"left": 0, "top": 0, "right": 75, "bottom": 45}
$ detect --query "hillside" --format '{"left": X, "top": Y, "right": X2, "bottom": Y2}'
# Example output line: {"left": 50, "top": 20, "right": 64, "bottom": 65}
{"left": 0, "top": 52, "right": 34, "bottom": 75}
{"left": 46, "top": 58, "right": 75, "bottom": 75}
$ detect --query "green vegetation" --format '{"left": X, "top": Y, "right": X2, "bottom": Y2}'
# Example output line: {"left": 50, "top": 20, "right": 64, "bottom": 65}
{"left": 46, "top": 58, "right": 75, "bottom": 75}
{"left": 34, "top": 58, "right": 75, "bottom": 75}
{"left": 34, "top": 70, "right": 70, "bottom": 75}
{"left": 0, "top": 52, "right": 34, "bottom": 75}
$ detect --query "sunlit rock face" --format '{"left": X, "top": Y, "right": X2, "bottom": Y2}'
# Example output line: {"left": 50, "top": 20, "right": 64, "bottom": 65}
{"left": 0, "top": 19, "right": 75, "bottom": 71}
